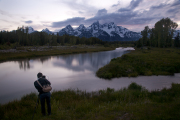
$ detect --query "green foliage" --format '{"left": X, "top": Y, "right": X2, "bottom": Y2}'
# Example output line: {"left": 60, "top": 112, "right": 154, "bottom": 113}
{"left": 0, "top": 26, "right": 137, "bottom": 49}
{"left": 1, "top": 83, "right": 180, "bottom": 120}
{"left": 137, "top": 17, "right": 178, "bottom": 48}
{"left": 141, "top": 26, "right": 149, "bottom": 46}
{"left": 96, "top": 48, "right": 180, "bottom": 79}
{"left": 0, "top": 26, "right": 107, "bottom": 47}
{"left": 128, "top": 82, "right": 143, "bottom": 91}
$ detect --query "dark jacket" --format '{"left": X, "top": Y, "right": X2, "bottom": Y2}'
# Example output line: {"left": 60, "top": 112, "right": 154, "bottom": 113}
{"left": 34, "top": 77, "right": 51, "bottom": 95}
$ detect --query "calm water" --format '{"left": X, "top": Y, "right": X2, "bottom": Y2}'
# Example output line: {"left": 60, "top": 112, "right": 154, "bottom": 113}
{"left": 0, "top": 47, "right": 180, "bottom": 104}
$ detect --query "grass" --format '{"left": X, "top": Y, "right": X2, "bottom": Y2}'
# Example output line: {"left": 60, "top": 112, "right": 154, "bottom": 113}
{"left": 0, "top": 45, "right": 115, "bottom": 62}
{"left": 96, "top": 47, "right": 180, "bottom": 79}
{"left": 1, "top": 82, "right": 180, "bottom": 120}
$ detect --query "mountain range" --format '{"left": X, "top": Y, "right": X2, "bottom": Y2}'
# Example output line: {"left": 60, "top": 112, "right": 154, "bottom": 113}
{"left": 27, "top": 21, "right": 180, "bottom": 41}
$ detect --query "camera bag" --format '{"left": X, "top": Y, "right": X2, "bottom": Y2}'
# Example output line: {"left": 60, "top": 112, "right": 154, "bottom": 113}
{"left": 36, "top": 80, "right": 52, "bottom": 92}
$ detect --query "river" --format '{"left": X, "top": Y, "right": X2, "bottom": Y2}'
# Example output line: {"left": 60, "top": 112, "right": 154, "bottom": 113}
{"left": 0, "top": 47, "right": 180, "bottom": 104}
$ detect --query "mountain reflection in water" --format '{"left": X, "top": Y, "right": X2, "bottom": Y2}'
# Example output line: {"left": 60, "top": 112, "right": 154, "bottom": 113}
{"left": 17, "top": 47, "right": 132, "bottom": 72}
{"left": 0, "top": 47, "right": 180, "bottom": 104}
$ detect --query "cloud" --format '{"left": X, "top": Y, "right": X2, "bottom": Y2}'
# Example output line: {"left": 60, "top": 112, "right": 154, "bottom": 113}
{"left": 24, "top": 20, "right": 33, "bottom": 24}
{"left": 127, "top": 17, "right": 156, "bottom": 25}
{"left": 118, "top": 8, "right": 131, "bottom": 12}
{"left": 171, "top": 0, "right": 180, "bottom": 7}
{"left": 118, "top": 0, "right": 143, "bottom": 12}
{"left": 0, "top": 19, "right": 9, "bottom": 22}
{"left": 0, "top": 19, "right": 19, "bottom": 24}
{"left": 79, "top": 11, "right": 84, "bottom": 14}
{"left": 167, "top": 8, "right": 179, "bottom": 14}
{"left": 112, "top": 1, "right": 120, "bottom": 7}
{"left": 51, "top": 17, "right": 85, "bottom": 28}
{"left": 0, "top": 9, "right": 12, "bottom": 17}
{"left": 50, "top": 0, "right": 180, "bottom": 32}
{"left": 129, "top": 0, "right": 143, "bottom": 9}
{"left": 96, "top": 9, "right": 107, "bottom": 16}
{"left": 150, "top": 3, "right": 168, "bottom": 10}
{"left": 56, "top": 0, "right": 98, "bottom": 17}
{"left": 87, "top": 0, "right": 180, "bottom": 31}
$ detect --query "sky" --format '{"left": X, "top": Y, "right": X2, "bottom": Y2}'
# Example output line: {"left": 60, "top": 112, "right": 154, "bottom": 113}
{"left": 0, "top": 0, "right": 180, "bottom": 32}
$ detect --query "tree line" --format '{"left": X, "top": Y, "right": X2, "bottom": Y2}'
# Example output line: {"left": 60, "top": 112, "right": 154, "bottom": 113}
{"left": 0, "top": 26, "right": 107, "bottom": 47}
{"left": 136, "top": 17, "right": 180, "bottom": 48}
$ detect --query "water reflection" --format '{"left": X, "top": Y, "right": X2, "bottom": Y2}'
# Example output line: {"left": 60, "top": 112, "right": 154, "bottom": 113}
{"left": 17, "top": 57, "right": 51, "bottom": 70}
{"left": 39, "top": 57, "right": 51, "bottom": 64}
{"left": 53, "top": 51, "right": 128, "bottom": 72}
{"left": 17, "top": 48, "right": 131, "bottom": 72}
{"left": 1, "top": 47, "right": 180, "bottom": 104}
{"left": 18, "top": 60, "right": 30, "bottom": 70}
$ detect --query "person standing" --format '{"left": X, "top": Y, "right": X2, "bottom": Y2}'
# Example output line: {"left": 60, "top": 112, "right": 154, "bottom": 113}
{"left": 34, "top": 72, "right": 51, "bottom": 116}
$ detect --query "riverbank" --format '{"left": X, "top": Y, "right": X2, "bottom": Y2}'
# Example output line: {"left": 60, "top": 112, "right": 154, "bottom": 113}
{"left": 0, "top": 45, "right": 115, "bottom": 62}
{"left": 0, "top": 82, "right": 180, "bottom": 120}
{"left": 96, "top": 48, "right": 180, "bottom": 79}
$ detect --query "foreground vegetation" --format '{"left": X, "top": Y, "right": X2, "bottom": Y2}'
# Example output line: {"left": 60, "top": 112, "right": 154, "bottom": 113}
{"left": 96, "top": 48, "right": 180, "bottom": 79}
{"left": 0, "top": 45, "right": 116, "bottom": 62}
{"left": 1, "top": 82, "right": 180, "bottom": 120}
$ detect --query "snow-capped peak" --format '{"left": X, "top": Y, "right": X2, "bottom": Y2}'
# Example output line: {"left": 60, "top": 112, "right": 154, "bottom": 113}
{"left": 42, "top": 28, "right": 49, "bottom": 32}
{"left": 90, "top": 21, "right": 101, "bottom": 31}
{"left": 27, "top": 26, "right": 35, "bottom": 34}
{"left": 76, "top": 24, "right": 86, "bottom": 31}
{"left": 65, "top": 25, "right": 74, "bottom": 31}
{"left": 108, "top": 22, "right": 116, "bottom": 29}
{"left": 102, "top": 23, "right": 108, "bottom": 28}
{"left": 57, "top": 21, "right": 142, "bottom": 41}
{"left": 41, "top": 28, "right": 52, "bottom": 34}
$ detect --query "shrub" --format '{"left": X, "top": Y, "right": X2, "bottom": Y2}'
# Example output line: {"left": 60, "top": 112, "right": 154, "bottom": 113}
{"left": 128, "top": 82, "right": 143, "bottom": 91}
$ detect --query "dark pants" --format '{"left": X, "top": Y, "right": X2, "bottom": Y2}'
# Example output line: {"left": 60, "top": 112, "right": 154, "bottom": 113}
{"left": 39, "top": 92, "right": 51, "bottom": 115}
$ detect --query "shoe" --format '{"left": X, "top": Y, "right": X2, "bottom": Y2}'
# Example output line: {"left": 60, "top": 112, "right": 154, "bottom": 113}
{"left": 48, "top": 113, "right": 51, "bottom": 116}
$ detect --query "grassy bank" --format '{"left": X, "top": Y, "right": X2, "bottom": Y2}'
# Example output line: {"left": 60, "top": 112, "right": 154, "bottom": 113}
{"left": 96, "top": 48, "right": 180, "bottom": 79}
{"left": 1, "top": 83, "right": 180, "bottom": 120}
{"left": 0, "top": 45, "right": 115, "bottom": 62}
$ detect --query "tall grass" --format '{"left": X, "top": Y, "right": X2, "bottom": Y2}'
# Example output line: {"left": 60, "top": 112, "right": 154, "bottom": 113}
{"left": 96, "top": 48, "right": 180, "bottom": 79}
{"left": 1, "top": 83, "right": 180, "bottom": 120}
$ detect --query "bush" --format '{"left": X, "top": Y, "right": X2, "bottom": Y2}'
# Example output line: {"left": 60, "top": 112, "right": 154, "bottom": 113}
{"left": 128, "top": 82, "right": 143, "bottom": 91}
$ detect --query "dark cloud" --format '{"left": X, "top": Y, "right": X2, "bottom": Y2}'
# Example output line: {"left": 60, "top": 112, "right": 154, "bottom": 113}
{"left": 129, "top": 0, "right": 143, "bottom": 9}
{"left": 51, "top": 17, "right": 85, "bottom": 28}
{"left": 118, "top": 0, "right": 142, "bottom": 12}
{"left": 118, "top": 8, "right": 131, "bottom": 12}
{"left": 112, "top": 1, "right": 120, "bottom": 7}
{"left": 167, "top": 8, "right": 179, "bottom": 13}
{"left": 126, "top": 17, "right": 156, "bottom": 25}
{"left": 51, "top": 0, "right": 180, "bottom": 32}
{"left": 150, "top": 3, "right": 168, "bottom": 10}
{"left": 25, "top": 20, "right": 33, "bottom": 24}
{"left": 85, "top": 11, "right": 139, "bottom": 26}
{"left": 171, "top": 0, "right": 180, "bottom": 7}
{"left": 96, "top": 9, "right": 107, "bottom": 16}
